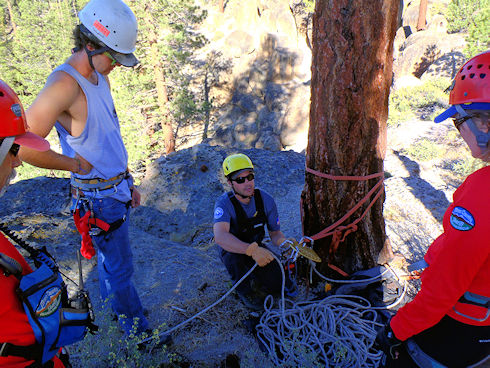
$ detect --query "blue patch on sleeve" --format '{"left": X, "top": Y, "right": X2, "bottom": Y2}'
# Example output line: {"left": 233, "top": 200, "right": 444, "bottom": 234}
{"left": 450, "top": 206, "right": 475, "bottom": 231}
{"left": 276, "top": 217, "right": 280, "bottom": 226}
{"left": 214, "top": 207, "right": 224, "bottom": 220}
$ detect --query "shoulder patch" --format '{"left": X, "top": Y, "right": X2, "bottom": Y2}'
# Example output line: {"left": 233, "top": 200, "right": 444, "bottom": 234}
{"left": 450, "top": 206, "right": 475, "bottom": 231}
{"left": 214, "top": 207, "right": 224, "bottom": 220}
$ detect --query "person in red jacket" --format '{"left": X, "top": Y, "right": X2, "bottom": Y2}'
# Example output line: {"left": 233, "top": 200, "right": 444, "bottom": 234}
{"left": 376, "top": 52, "right": 490, "bottom": 367}
{"left": 0, "top": 80, "right": 68, "bottom": 368}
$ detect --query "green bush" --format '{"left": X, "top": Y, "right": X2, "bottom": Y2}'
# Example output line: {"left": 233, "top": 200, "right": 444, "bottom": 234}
{"left": 446, "top": 0, "right": 490, "bottom": 58}
{"left": 388, "top": 78, "right": 450, "bottom": 126}
{"left": 71, "top": 302, "right": 175, "bottom": 368}
{"left": 402, "top": 138, "right": 446, "bottom": 162}
{"left": 448, "top": 157, "right": 487, "bottom": 178}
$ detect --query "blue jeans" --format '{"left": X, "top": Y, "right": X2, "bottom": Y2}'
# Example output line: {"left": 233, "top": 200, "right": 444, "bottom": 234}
{"left": 75, "top": 197, "right": 149, "bottom": 335}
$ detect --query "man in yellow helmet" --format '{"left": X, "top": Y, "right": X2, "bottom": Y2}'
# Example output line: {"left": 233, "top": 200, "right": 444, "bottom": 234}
{"left": 213, "top": 153, "right": 296, "bottom": 311}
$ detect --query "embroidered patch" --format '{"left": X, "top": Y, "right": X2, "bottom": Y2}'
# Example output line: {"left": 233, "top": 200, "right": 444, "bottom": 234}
{"left": 214, "top": 207, "right": 224, "bottom": 219}
{"left": 450, "top": 206, "right": 475, "bottom": 231}
{"left": 36, "top": 286, "right": 62, "bottom": 317}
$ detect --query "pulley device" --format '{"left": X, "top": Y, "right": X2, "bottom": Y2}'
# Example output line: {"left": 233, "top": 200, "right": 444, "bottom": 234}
{"left": 279, "top": 236, "right": 322, "bottom": 263}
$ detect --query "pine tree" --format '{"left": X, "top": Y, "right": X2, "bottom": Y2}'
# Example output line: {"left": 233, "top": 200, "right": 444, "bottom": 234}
{"left": 112, "top": 0, "right": 207, "bottom": 155}
{"left": 0, "top": 0, "right": 82, "bottom": 104}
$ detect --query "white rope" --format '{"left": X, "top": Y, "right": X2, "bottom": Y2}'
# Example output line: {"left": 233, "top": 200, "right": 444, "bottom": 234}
{"left": 144, "top": 253, "right": 406, "bottom": 367}
{"left": 254, "top": 256, "right": 407, "bottom": 367}
{"left": 142, "top": 263, "right": 259, "bottom": 343}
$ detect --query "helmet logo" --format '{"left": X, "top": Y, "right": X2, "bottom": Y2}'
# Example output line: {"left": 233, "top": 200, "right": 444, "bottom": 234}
{"left": 93, "top": 20, "right": 110, "bottom": 37}
{"left": 11, "top": 104, "right": 22, "bottom": 117}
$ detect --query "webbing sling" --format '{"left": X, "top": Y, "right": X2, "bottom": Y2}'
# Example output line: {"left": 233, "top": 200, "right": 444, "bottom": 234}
{"left": 228, "top": 189, "right": 266, "bottom": 244}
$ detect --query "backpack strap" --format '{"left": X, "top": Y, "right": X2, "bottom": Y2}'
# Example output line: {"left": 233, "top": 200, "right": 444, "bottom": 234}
{"left": 0, "top": 341, "right": 42, "bottom": 362}
{"left": 253, "top": 189, "right": 266, "bottom": 224}
{"left": 0, "top": 252, "right": 23, "bottom": 279}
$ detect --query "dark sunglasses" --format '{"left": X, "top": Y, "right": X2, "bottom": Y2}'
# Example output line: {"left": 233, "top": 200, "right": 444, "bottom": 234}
{"left": 232, "top": 173, "right": 255, "bottom": 184}
{"left": 453, "top": 112, "right": 490, "bottom": 130}
{"left": 9, "top": 143, "right": 20, "bottom": 157}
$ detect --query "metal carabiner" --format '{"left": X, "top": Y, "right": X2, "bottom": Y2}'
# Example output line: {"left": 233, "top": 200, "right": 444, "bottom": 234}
{"left": 95, "top": 184, "right": 118, "bottom": 198}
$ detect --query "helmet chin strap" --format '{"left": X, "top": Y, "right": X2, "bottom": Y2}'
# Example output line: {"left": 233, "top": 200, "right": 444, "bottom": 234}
{"left": 0, "top": 136, "right": 15, "bottom": 166}
{"left": 455, "top": 105, "right": 490, "bottom": 149}
{"left": 84, "top": 45, "right": 110, "bottom": 71}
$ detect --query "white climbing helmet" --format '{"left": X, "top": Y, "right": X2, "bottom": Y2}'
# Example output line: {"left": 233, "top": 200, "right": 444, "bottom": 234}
{"left": 78, "top": 0, "right": 138, "bottom": 67}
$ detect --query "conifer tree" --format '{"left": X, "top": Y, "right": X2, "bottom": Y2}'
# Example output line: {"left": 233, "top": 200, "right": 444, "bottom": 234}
{"left": 112, "top": 0, "right": 207, "bottom": 154}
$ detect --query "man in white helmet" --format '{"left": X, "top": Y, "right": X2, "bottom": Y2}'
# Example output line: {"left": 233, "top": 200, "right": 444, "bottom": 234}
{"left": 19, "top": 0, "right": 163, "bottom": 342}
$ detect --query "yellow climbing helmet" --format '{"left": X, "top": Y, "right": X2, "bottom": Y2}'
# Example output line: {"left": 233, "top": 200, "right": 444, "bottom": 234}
{"left": 222, "top": 153, "right": 254, "bottom": 178}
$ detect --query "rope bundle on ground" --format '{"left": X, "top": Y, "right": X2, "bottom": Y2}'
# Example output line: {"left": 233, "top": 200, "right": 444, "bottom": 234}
{"left": 256, "top": 294, "right": 383, "bottom": 367}
{"left": 254, "top": 257, "right": 406, "bottom": 367}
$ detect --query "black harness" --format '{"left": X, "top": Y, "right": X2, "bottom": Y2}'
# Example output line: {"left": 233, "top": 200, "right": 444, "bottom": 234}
{"left": 228, "top": 189, "right": 267, "bottom": 245}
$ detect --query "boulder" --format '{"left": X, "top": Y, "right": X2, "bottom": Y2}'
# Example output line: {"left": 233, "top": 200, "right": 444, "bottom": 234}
{"left": 224, "top": 30, "right": 255, "bottom": 58}
{"left": 394, "top": 31, "right": 466, "bottom": 78}
{"left": 421, "top": 51, "right": 466, "bottom": 81}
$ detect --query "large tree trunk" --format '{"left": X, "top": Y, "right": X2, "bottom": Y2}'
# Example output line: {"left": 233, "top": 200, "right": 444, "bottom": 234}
{"left": 301, "top": 0, "right": 399, "bottom": 277}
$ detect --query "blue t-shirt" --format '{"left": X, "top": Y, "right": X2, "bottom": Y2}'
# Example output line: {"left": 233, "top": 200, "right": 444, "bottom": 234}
{"left": 213, "top": 188, "right": 281, "bottom": 235}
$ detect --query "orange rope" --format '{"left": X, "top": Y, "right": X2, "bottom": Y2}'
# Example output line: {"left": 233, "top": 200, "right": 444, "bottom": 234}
{"left": 305, "top": 167, "right": 385, "bottom": 276}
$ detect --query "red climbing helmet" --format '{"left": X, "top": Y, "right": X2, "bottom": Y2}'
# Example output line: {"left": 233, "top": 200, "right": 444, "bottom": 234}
{"left": 434, "top": 51, "right": 490, "bottom": 123}
{"left": 450, "top": 51, "right": 490, "bottom": 105}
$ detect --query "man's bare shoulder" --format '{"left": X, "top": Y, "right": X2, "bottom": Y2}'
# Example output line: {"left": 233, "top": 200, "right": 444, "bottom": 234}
{"left": 44, "top": 69, "right": 81, "bottom": 98}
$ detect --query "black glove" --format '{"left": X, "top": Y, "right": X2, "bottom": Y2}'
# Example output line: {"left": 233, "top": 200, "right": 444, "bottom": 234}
{"left": 375, "top": 323, "right": 402, "bottom": 360}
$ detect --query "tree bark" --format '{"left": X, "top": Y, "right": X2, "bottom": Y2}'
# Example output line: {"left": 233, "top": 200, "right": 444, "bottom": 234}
{"left": 301, "top": 0, "right": 399, "bottom": 276}
{"left": 416, "top": 0, "right": 428, "bottom": 31}
{"left": 143, "top": 9, "right": 175, "bottom": 154}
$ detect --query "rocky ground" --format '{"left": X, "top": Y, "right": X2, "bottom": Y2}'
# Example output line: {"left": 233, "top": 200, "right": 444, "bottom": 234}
{"left": 1, "top": 115, "right": 481, "bottom": 367}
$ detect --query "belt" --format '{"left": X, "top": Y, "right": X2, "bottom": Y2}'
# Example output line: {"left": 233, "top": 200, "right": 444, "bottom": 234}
{"left": 71, "top": 171, "right": 128, "bottom": 192}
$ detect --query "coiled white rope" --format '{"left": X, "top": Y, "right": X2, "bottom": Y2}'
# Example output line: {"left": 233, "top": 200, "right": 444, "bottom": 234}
{"left": 255, "top": 256, "right": 406, "bottom": 367}
{"left": 144, "top": 252, "right": 406, "bottom": 368}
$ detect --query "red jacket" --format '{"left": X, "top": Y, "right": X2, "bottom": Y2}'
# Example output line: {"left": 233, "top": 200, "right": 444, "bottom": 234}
{"left": 0, "top": 233, "right": 64, "bottom": 368}
{"left": 391, "top": 166, "right": 490, "bottom": 341}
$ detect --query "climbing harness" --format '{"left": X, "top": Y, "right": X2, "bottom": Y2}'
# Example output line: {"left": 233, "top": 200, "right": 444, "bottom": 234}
{"left": 71, "top": 171, "right": 130, "bottom": 194}
{"left": 303, "top": 167, "right": 385, "bottom": 277}
{"left": 228, "top": 189, "right": 266, "bottom": 245}
{"left": 0, "top": 224, "right": 97, "bottom": 365}
{"left": 71, "top": 171, "right": 132, "bottom": 259}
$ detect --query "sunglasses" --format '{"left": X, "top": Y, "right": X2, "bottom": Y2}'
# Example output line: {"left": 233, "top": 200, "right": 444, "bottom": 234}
{"left": 232, "top": 173, "right": 255, "bottom": 184}
{"left": 104, "top": 51, "right": 118, "bottom": 66}
{"left": 453, "top": 112, "right": 490, "bottom": 130}
{"left": 9, "top": 143, "right": 20, "bottom": 157}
